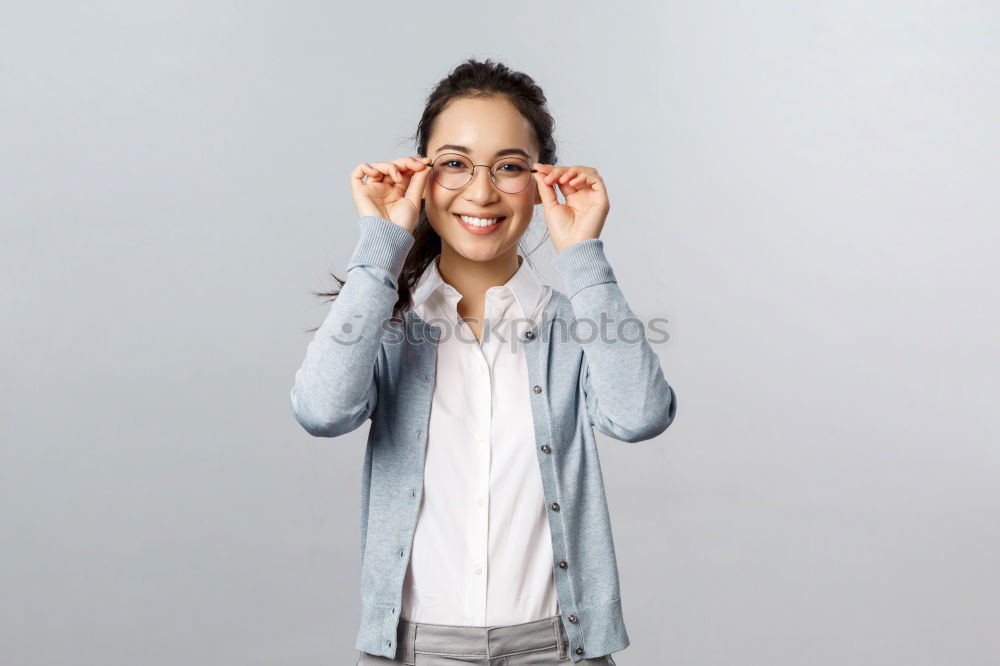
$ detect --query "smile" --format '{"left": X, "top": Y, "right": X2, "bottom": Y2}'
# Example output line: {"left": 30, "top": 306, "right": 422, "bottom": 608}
{"left": 454, "top": 213, "right": 507, "bottom": 235}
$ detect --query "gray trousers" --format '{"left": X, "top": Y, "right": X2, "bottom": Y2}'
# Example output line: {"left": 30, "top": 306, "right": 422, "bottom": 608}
{"left": 357, "top": 614, "right": 617, "bottom": 665}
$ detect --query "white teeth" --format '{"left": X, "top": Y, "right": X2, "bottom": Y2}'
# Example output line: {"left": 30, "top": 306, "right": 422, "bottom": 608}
{"left": 459, "top": 214, "right": 502, "bottom": 227}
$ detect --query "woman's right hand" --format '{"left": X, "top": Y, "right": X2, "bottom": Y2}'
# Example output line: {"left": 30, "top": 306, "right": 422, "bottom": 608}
{"left": 351, "top": 156, "right": 433, "bottom": 234}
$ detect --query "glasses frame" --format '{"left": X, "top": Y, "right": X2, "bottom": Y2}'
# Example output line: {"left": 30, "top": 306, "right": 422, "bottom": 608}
{"left": 427, "top": 152, "right": 539, "bottom": 195}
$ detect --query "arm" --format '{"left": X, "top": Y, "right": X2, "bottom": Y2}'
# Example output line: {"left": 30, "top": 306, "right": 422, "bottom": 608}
{"left": 289, "top": 215, "right": 415, "bottom": 437}
{"left": 553, "top": 238, "right": 677, "bottom": 442}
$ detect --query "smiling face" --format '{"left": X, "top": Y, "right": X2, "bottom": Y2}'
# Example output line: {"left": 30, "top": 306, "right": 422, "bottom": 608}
{"left": 421, "top": 95, "right": 542, "bottom": 264}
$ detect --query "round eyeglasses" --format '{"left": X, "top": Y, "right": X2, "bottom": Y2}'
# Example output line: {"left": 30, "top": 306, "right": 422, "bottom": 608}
{"left": 427, "top": 153, "right": 538, "bottom": 194}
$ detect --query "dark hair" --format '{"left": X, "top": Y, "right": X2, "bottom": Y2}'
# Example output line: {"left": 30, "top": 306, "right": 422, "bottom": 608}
{"left": 307, "top": 58, "right": 559, "bottom": 332}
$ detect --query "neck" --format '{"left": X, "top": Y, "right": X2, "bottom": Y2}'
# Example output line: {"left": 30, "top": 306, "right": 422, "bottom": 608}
{"left": 436, "top": 245, "right": 522, "bottom": 318}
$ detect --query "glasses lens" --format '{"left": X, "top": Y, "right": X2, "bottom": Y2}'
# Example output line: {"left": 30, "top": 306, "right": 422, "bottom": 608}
{"left": 432, "top": 154, "right": 473, "bottom": 189}
{"left": 492, "top": 157, "right": 531, "bottom": 193}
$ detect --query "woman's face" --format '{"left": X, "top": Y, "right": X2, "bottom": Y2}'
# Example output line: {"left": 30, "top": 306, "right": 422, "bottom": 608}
{"left": 421, "top": 96, "right": 542, "bottom": 263}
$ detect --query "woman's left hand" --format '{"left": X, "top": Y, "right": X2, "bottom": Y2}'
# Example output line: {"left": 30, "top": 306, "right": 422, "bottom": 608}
{"left": 533, "top": 163, "right": 610, "bottom": 254}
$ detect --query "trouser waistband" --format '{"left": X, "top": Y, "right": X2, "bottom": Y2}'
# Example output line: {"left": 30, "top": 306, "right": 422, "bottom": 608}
{"left": 394, "top": 614, "right": 568, "bottom": 664}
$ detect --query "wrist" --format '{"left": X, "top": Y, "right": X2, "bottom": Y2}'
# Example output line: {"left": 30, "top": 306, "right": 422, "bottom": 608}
{"left": 347, "top": 215, "right": 416, "bottom": 280}
{"left": 555, "top": 236, "right": 601, "bottom": 254}
{"left": 553, "top": 237, "right": 617, "bottom": 298}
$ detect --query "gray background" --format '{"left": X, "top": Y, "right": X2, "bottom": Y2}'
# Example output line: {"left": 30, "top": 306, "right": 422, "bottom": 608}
{"left": 2, "top": 2, "right": 997, "bottom": 665}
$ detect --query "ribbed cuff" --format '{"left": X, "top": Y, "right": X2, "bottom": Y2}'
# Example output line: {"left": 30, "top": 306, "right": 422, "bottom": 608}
{"left": 347, "top": 215, "right": 416, "bottom": 279}
{"left": 553, "top": 238, "right": 617, "bottom": 298}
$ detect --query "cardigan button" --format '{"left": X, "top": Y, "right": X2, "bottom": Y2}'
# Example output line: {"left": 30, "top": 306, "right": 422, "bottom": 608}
{"left": 550, "top": 502, "right": 560, "bottom": 511}
{"left": 575, "top": 647, "right": 584, "bottom": 656}
{"left": 568, "top": 614, "right": 577, "bottom": 623}
{"left": 559, "top": 560, "right": 567, "bottom": 568}
{"left": 533, "top": 385, "right": 542, "bottom": 394}
{"left": 540, "top": 444, "right": 551, "bottom": 453}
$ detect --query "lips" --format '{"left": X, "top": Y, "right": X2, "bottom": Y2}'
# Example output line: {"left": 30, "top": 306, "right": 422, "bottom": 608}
{"left": 454, "top": 213, "right": 507, "bottom": 234}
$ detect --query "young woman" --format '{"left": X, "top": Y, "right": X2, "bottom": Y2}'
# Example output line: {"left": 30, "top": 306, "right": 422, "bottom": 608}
{"left": 290, "top": 59, "right": 677, "bottom": 665}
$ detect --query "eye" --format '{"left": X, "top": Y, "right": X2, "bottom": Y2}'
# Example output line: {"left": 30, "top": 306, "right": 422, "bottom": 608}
{"left": 442, "top": 159, "right": 467, "bottom": 168}
{"left": 496, "top": 163, "right": 525, "bottom": 172}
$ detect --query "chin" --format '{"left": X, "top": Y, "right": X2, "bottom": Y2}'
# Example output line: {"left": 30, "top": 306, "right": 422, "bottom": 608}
{"left": 453, "top": 242, "right": 505, "bottom": 263}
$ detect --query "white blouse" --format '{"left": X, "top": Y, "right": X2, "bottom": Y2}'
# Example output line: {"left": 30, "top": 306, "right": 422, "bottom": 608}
{"left": 400, "top": 253, "right": 559, "bottom": 627}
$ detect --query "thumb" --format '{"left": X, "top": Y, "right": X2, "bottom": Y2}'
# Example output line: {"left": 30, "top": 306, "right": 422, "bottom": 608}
{"left": 534, "top": 171, "right": 558, "bottom": 210}
{"left": 404, "top": 166, "right": 431, "bottom": 211}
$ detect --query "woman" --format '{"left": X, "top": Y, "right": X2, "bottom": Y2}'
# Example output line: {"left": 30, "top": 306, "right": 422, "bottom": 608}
{"left": 290, "top": 58, "right": 677, "bottom": 665}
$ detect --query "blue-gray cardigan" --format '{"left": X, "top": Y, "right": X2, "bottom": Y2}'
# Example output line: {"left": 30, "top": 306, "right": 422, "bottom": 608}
{"left": 290, "top": 215, "right": 677, "bottom": 662}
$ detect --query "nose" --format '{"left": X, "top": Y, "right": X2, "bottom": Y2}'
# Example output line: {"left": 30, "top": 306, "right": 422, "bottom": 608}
{"left": 465, "top": 165, "right": 500, "bottom": 203}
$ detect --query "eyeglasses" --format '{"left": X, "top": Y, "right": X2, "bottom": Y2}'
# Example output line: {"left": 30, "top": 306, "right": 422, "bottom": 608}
{"left": 428, "top": 152, "right": 538, "bottom": 194}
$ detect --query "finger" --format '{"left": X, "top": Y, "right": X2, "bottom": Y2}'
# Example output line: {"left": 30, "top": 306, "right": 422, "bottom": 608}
{"left": 403, "top": 163, "right": 432, "bottom": 210}
{"left": 535, "top": 164, "right": 561, "bottom": 185}
{"left": 352, "top": 163, "right": 381, "bottom": 186}
{"left": 558, "top": 182, "right": 579, "bottom": 197}
{"left": 558, "top": 168, "right": 581, "bottom": 184}
{"left": 544, "top": 166, "right": 569, "bottom": 185}
{"left": 370, "top": 162, "right": 401, "bottom": 182}
{"left": 390, "top": 157, "right": 423, "bottom": 173}
{"left": 405, "top": 156, "right": 430, "bottom": 171}
{"left": 533, "top": 171, "right": 559, "bottom": 208}
{"left": 351, "top": 163, "right": 368, "bottom": 187}
{"left": 562, "top": 173, "right": 607, "bottom": 200}
{"left": 361, "top": 162, "right": 387, "bottom": 181}
{"left": 393, "top": 157, "right": 431, "bottom": 177}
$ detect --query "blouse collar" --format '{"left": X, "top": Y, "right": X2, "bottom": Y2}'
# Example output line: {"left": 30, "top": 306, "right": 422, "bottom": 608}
{"left": 410, "top": 253, "right": 547, "bottom": 323}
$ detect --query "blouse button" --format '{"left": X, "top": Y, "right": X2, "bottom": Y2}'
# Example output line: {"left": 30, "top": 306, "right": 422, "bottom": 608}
{"left": 568, "top": 614, "right": 578, "bottom": 623}
{"left": 533, "top": 385, "right": 542, "bottom": 394}
{"left": 575, "top": 647, "right": 584, "bottom": 656}
{"left": 559, "top": 560, "right": 567, "bottom": 568}
{"left": 524, "top": 330, "right": 535, "bottom": 340}
{"left": 550, "top": 502, "right": 560, "bottom": 511}
{"left": 540, "top": 444, "right": 551, "bottom": 453}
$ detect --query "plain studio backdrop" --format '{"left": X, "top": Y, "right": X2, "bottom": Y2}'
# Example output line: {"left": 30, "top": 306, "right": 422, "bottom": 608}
{"left": 2, "top": 2, "right": 997, "bottom": 665}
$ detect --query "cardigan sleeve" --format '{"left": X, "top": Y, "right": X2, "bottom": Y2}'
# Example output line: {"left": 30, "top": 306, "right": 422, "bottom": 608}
{"left": 553, "top": 238, "right": 677, "bottom": 442}
{"left": 289, "top": 215, "right": 415, "bottom": 437}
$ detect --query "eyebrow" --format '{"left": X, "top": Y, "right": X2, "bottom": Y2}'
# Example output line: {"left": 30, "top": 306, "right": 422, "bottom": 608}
{"left": 433, "top": 144, "right": 533, "bottom": 161}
